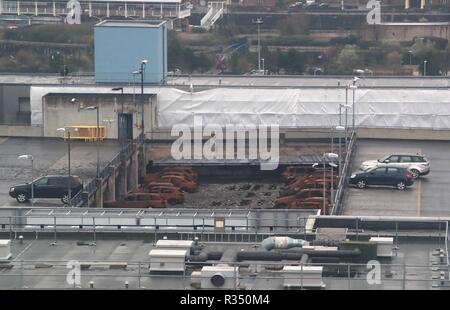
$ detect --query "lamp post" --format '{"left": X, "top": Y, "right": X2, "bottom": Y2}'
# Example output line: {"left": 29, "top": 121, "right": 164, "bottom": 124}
{"left": 79, "top": 104, "right": 100, "bottom": 179}
{"left": 18, "top": 155, "right": 34, "bottom": 207}
{"left": 134, "top": 59, "right": 148, "bottom": 180}
{"left": 335, "top": 125, "right": 345, "bottom": 177}
{"left": 112, "top": 87, "right": 124, "bottom": 154}
{"left": 424, "top": 60, "right": 428, "bottom": 76}
{"left": 56, "top": 127, "right": 76, "bottom": 206}
{"left": 139, "top": 60, "right": 147, "bottom": 143}
{"left": 340, "top": 103, "right": 351, "bottom": 150}
{"left": 261, "top": 58, "right": 265, "bottom": 75}
{"left": 351, "top": 77, "right": 359, "bottom": 132}
{"left": 313, "top": 152, "right": 338, "bottom": 215}
{"left": 252, "top": 17, "right": 263, "bottom": 71}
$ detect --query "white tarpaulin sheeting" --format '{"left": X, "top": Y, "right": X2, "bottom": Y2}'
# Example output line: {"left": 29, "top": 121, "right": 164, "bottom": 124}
{"left": 31, "top": 86, "right": 450, "bottom": 130}
{"left": 157, "top": 87, "right": 450, "bottom": 129}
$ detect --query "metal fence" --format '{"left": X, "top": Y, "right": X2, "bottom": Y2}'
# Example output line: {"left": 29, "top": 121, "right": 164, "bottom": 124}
{"left": 331, "top": 130, "right": 357, "bottom": 215}
{"left": 0, "top": 260, "right": 447, "bottom": 290}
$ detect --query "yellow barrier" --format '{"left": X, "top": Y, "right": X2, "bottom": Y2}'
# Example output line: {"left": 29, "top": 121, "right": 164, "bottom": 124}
{"left": 64, "top": 126, "right": 106, "bottom": 141}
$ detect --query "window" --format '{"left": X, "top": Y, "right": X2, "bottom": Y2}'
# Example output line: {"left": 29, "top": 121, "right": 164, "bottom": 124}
{"left": 388, "top": 155, "right": 399, "bottom": 163}
{"left": 48, "top": 177, "right": 61, "bottom": 186}
{"left": 387, "top": 168, "right": 399, "bottom": 174}
{"left": 35, "top": 178, "right": 48, "bottom": 186}
{"left": 400, "top": 156, "right": 412, "bottom": 163}
{"left": 372, "top": 168, "right": 386, "bottom": 175}
{"left": 413, "top": 156, "right": 426, "bottom": 162}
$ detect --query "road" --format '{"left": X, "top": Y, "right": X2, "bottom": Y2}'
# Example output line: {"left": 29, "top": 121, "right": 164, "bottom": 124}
{"left": 0, "top": 137, "right": 120, "bottom": 208}
{"left": 343, "top": 139, "right": 450, "bottom": 217}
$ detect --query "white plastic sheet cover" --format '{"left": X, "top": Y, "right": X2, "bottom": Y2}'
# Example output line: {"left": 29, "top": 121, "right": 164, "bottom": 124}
{"left": 30, "top": 86, "right": 450, "bottom": 130}
{"left": 157, "top": 87, "right": 450, "bottom": 130}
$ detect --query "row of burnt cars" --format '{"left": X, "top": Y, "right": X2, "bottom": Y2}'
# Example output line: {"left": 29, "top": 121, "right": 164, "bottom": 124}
{"left": 273, "top": 166, "right": 338, "bottom": 214}
{"left": 104, "top": 166, "right": 198, "bottom": 209}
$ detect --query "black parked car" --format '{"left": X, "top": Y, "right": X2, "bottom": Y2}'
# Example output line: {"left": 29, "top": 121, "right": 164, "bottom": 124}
{"left": 349, "top": 166, "right": 414, "bottom": 190}
{"left": 9, "top": 175, "right": 83, "bottom": 204}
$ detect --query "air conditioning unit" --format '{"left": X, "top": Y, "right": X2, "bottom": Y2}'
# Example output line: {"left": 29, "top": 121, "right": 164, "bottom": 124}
{"left": 282, "top": 266, "right": 325, "bottom": 289}
{"left": 201, "top": 265, "right": 239, "bottom": 289}
{"left": 0, "top": 240, "right": 11, "bottom": 260}
{"left": 149, "top": 249, "right": 187, "bottom": 273}
{"left": 369, "top": 237, "right": 394, "bottom": 257}
{"left": 155, "top": 240, "right": 194, "bottom": 253}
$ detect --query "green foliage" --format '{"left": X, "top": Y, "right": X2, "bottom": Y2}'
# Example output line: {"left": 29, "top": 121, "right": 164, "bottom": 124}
{"left": 168, "top": 30, "right": 212, "bottom": 73}
{"left": 260, "top": 35, "right": 327, "bottom": 47}
{"left": 3, "top": 24, "right": 93, "bottom": 44}
{"left": 330, "top": 35, "right": 370, "bottom": 49}
{"left": 278, "top": 15, "right": 310, "bottom": 36}
{"left": 277, "top": 48, "right": 305, "bottom": 74}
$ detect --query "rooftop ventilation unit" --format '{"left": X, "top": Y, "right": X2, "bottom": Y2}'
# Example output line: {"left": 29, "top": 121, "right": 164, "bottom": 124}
{"left": 369, "top": 237, "right": 394, "bottom": 257}
{"left": 155, "top": 240, "right": 194, "bottom": 253}
{"left": 149, "top": 249, "right": 187, "bottom": 273}
{"left": 282, "top": 266, "right": 325, "bottom": 289}
{"left": 201, "top": 265, "right": 239, "bottom": 289}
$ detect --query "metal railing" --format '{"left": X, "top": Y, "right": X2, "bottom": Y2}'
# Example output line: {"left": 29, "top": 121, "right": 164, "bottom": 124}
{"left": 0, "top": 259, "right": 447, "bottom": 290}
{"left": 331, "top": 130, "right": 357, "bottom": 215}
{"left": 446, "top": 221, "right": 450, "bottom": 279}
{"left": 69, "top": 137, "right": 139, "bottom": 207}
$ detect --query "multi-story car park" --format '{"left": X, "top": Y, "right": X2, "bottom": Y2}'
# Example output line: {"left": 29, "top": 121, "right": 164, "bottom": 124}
{"left": 1, "top": 74, "right": 450, "bottom": 290}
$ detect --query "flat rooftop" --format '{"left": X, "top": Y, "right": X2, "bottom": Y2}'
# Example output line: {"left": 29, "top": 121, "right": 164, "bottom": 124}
{"left": 1, "top": 74, "right": 450, "bottom": 88}
{"left": 0, "top": 234, "right": 444, "bottom": 290}
{"left": 0, "top": 137, "right": 120, "bottom": 208}
{"left": 95, "top": 20, "right": 167, "bottom": 28}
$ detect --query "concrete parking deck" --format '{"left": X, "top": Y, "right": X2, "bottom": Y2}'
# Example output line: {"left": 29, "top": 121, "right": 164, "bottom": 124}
{"left": 0, "top": 137, "right": 120, "bottom": 208}
{"left": 343, "top": 139, "right": 450, "bottom": 217}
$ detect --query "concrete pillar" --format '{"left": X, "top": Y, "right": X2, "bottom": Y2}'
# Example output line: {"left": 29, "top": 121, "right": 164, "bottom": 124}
{"left": 106, "top": 2, "right": 109, "bottom": 17}
{"left": 89, "top": 1, "right": 92, "bottom": 16}
{"left": 17, "top": 0, "right": 20, "bottom": 15}
{"left": 125, "top": 2, "right": 127, "bottom": 17}
{"left": 53, "top": 1, "right": 56, "bottom": 16}
{"left": 117, "top": 160, "right": 128, "bottom": 199}
{"left": 405, "top": 0, "right": 410, "bottom": 9}
{"left": 35, "top": 0, "right": 38, "bottom": 15}
{"left": 95, "top": 179, "right": 104, "bottom": 208}
{"left": 0, "top": 0, "right": 3, "bottom": 17}
{"left": 420, "top": 0, "right": 425, "bottom": 8}
{"left": 142, "top": 3, "right": 145, "bottom": 18}
{"left": 105, "top": 167, "right": 116, "bottom": 202}
{"left": 128, "top": 148, "right": 138, "bottom": 190}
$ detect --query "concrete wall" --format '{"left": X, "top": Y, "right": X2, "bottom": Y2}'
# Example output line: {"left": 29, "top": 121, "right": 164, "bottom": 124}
{"left": 147, "top": 127, "right": 450, "bottom": 142}
{"left": 362, "top": 23, "right": 450, "bottom": 42}
{"left": 42, "top": 94, "right": 153, "bottom": 139}
{"left": 0, "top": 85, "right": 31, "bottom": 124}
{"left": 94, "top": 21, "right": 167, "bottom": 84}
{"left": 0, "top": 124, "right": 42, "bottom": 137}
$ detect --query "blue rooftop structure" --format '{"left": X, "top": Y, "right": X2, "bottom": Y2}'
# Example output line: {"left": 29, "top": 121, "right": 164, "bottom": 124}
{"left": 94, "top": 20, "right": 167, "bottom": 84}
